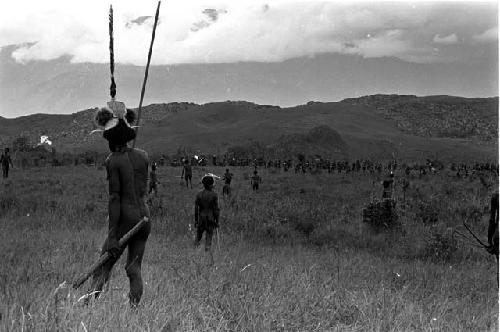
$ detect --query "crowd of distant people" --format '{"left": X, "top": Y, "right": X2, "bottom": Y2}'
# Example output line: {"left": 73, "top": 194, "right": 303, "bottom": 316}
{"left": 159, "top": 154, "right": 498, "bottom": 179}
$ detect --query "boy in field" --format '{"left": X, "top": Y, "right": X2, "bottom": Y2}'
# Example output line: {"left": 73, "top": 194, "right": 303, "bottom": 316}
{"left": 88, "top": 106, "right": 151, "bottom": 307}
{"left": 222, "top": 168, "right": 233, "bottom": 197}
{"left": 382, "top": 172, "right": 395, "bottom": 199}
{"left": 181, "top": 159, "right": 193, "bottom": 189}
{"left": 194, "top": 175, "right": 220, "bottom": 263}
{"left": 1, "top": 148, "right": 13, "bottom": 179}
{"left": 251, "top": 169, "right": 262, "bottom": 192}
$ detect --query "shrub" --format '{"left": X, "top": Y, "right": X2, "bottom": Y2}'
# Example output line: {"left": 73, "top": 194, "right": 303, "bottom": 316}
{"left": 292, "top": 218, "right": 315, "bottom": 237}
{"left": 362, "top": 199, "right": 399, "bottom": 231}
{"left": 0, "top": 195, "right": 20, "bottom": 216}
{"left": 422, "top": 231, "right": 458, "bottom": 262}
{"left": 415, "top": 199, "right": 439, "bottom": 225}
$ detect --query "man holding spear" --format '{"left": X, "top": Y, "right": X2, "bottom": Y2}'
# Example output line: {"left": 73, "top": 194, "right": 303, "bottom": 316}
{"left": 86, "top": 106, "right": 151, "bottom": 307}
{"left": 73, "top": 2, "right": 161, "bottom": 307}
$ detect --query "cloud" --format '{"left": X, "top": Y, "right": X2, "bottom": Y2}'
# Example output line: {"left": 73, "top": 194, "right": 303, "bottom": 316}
{"left": 191, "top": 8, "right": 227, "bottom": 32}
{"left": 473, "top": 27, "right": 498, "bottom": 43}
{"left": 433, "top": 33, "right": 458, "bottom": 45}
{"left": 126, "top": 16, "right": 153, "bottom": 29}
{"left": 0, "top": 0, "right": 497, "bottom": 65}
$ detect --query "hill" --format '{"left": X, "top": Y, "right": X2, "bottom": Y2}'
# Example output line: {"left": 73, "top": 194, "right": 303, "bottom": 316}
{"left": 0, "top": 95, "right": 497, "bottom": 161}
{"left": 342, "top": 94, "right": 498, "bottom": 141}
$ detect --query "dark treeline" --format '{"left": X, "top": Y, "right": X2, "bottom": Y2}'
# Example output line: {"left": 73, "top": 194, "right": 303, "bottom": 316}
{"left": 4, "top": 141, "right": 498, "bottom": 178}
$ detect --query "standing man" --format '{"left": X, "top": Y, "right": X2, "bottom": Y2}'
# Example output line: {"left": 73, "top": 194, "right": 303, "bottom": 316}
{"left": 181, "top": 159, "right": 193, "bottom": 189}
{"left": 1, "top": 148, "right": 13, "bottom": 179}
{"left": 149, "top": 162, "right": 159, "bottom": 196}
{"left": 194, "top": 175, "right": 220, "bottom": 264}
{"left": 222, "top": 168, "right": 233, "bottom": 197}
{"left": 251, "top": 169, "right": 262, "bottom": 192}
{"left": 88, "top": 106, "right": 151, "bottom": 307}
{"left": 382, "top": 172, "right": 395, "bottom": 199}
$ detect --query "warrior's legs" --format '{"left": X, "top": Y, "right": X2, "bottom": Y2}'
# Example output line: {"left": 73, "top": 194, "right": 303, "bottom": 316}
{"left": 125, "top": 225, "right": 150, "bottom": 306}
{"left": 204, "top": 227, "right": 214, "bottom": 251}
{"left": 194, "top": 226, "right": 204, "bottom": 247}
{"left": 88, "top": 237, "right": 122, "bottom": 301}
{"left": 203, "top": 227, "right": 214, "bottom": 265}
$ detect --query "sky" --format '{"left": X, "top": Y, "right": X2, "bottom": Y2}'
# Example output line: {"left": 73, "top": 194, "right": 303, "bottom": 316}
{"left": 0, "top": 1, "right": 498, "bottom": 117}
{"left": 0, "top": 0, "right": 497, "bottom": 66}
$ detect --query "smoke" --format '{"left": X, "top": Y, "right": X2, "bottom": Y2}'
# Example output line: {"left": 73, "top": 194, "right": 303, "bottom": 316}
{"left": 38, "top": 135, "right": 53, "bottom": 146}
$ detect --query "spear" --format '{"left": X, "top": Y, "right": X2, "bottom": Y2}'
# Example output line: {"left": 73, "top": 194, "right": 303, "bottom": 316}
{"left": 72, "top": 217, "right": 150, "bottom": 289}
{"left": 463, "top": 221, "right": 488, "bottom": 248}
{"left": 109, "top": 5, "right": 116, "bottom": 99}
{"left": 133, "top": 1, "right": 161, "bottom": 148}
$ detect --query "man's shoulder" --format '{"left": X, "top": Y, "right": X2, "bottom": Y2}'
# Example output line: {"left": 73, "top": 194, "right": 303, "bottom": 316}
{"left": 198, "top": 189, "right": 218, "bottom": 199}
{"left": 130, "top": 148, "right": 148, "bottom": 160}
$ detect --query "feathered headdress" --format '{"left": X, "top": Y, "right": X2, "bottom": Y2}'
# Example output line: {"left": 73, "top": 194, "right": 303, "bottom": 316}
{"left": 90, "top": 100, "right": 138, "bottom": 135}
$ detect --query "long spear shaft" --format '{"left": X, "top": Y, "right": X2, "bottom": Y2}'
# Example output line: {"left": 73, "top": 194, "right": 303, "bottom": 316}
{"left": 109, "top": 5, "right": 116, "bottom": 99}
{"left": 133, "top": 1, "right": 161, "bottom": 148}
{"left": 463, "top": 221, "right": 488, "bottom": 248}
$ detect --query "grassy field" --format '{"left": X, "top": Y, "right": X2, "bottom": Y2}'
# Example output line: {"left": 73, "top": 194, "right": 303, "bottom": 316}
{"left": 0, "top": 165, "right": 498, "bottom": 331}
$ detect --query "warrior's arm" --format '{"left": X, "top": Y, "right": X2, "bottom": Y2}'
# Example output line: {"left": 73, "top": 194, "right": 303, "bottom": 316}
{"left": 107, "top": 161, "right": 121, "bottom": 241}
{"left": 181, "top": 167, "right": 185, "bottom": 178}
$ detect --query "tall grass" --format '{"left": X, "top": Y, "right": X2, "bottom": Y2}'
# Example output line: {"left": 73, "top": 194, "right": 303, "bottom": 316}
{"left": 0, "top": 165, "right": 497, "bottom": 331}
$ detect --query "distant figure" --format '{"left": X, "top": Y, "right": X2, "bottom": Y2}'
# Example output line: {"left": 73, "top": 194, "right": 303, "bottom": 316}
{"left": 149, "top": 162, "right": 159, "bottom": 196}
{"left": 88, "top": 106, "right": 151, "bottom": 307}
{"left": 0, "top": 148, "right": 13, "bottom": 179}
{"left": 382, "top": 172, "right": 395, "bottom": 199}
{"left": 487, "top": 191, "right": 499, "bottom": 260}
{"left": 251, "top": 170, "right": 262, "bottom": 192}
{"left": 222, "top": 168, "right": 233, "bottom": 197}
{"left": 181, "top": 159, "right": 193, "bottom": 189}
{"left": 194, "top": 175, "right": 220, "bottom": 264}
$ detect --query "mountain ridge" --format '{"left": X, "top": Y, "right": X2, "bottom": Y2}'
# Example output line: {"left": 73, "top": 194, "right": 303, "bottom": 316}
{"left": 0, "top": 95, "right": 497, "bottom": 161}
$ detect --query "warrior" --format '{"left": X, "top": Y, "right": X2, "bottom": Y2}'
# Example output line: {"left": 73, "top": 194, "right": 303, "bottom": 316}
{"left": 88, "top": 106, "right": 151, "bottom": 307}
{"left": 194, "top": 175, "right": 220, "bottom": 263}
{"left": 0, "top": 148, "right": 13, "bottom": 179}
{"left": 251, "top": 170, "right": 262, "bottom": 192}
{"left": 222, "top": 168, "right": 233, "bottom": 197}
{"left": 149, "top": 162, "right": 159, "bottom": 196}
{"left": 382, "top": 172, "right": 395, "bottom": 199}
{"left": 181, "top": 159, "right": 193, "bottom": 189}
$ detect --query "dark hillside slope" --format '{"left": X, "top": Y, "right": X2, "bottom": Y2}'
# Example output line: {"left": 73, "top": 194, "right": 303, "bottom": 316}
{"left": 342, "top": 95, "right": 498, "bottom": 141}
{"left": 0, "top": 96, "right": 497, "bottom": 161}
